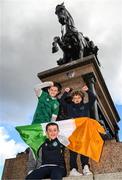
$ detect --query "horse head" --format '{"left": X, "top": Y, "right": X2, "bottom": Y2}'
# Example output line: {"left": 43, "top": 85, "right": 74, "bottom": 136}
{"left": 55, "top": 3, "right": 67, "bottom": 25}
{"left": 53, "top": 4, "right": 100, "bottom": 66}
{"left": 55, "top": 3, "right": 75, "bottom": 30}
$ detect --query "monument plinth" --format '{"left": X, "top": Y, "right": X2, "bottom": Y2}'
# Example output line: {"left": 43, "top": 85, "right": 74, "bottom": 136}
{"left": 38, "top": 55, "right": 120, "bottom": 139}
{"left": 2, "top": 152, "right": 28, "bottom": 180}
{"left": 2, "top": 140, "right": 122, "bottom": 180}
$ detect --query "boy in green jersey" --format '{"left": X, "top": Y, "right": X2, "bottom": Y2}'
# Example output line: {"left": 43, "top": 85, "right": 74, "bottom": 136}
{"left": 32, "top": 81, "right": 62, "bottom": 124}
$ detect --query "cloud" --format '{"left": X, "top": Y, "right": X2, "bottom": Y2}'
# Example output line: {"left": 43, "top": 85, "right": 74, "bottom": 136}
{"left": 0, "top": 127, "right": 27, "bottom": 164}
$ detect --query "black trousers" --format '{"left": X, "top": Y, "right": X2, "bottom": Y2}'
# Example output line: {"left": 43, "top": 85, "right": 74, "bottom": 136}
{"left": 70, "top": 150, "right": 89, "bottom": 170}
{"left": 25, "top": 166, "right": 66, "bottom": 180}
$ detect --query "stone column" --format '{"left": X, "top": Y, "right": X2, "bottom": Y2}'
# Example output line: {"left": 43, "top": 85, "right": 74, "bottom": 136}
{"left": 82, "top": 72, "right": 99, "bottom": 120}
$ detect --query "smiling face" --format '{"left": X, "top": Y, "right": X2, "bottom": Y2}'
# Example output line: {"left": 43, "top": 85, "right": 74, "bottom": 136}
{"left": 46, "top": 125, "right": 59, "bottom": 140}
{"left": 48, "top": 86, "right": 59, "bottom": 98}
{"left": 72, "top": 95, "right": 82, "bottom": 104}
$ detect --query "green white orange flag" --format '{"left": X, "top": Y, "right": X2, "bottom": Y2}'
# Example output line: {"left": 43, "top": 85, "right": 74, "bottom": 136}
{"left": 16, "top": 117, "right": 105, "bottom": 162}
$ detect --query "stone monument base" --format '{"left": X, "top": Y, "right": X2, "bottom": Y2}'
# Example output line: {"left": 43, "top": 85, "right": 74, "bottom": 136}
{"left": 2, "top": 140, "right": 122, "bottom": 179}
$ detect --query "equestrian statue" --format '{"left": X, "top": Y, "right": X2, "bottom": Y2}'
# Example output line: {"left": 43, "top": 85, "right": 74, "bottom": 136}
{"left": 52, "top": 3, "right": 100, "bottom": 66}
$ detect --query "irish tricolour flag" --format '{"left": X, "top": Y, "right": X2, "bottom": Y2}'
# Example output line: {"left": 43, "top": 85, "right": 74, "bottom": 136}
{"left": 16, "top": 117, "right": 105, "bottom": 162}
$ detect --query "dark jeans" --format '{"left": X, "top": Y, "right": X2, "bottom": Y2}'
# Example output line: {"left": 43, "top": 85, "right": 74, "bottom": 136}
{"left": 70, "top": 150, "right": 89, "bottom": 170}
{"left": 25, "top": 166, "right": 66, "bottom": 180}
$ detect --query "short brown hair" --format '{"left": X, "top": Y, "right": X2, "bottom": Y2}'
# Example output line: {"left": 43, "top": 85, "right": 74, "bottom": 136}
{"left": 71, "top": 90, "right": 84, "bottom": 99}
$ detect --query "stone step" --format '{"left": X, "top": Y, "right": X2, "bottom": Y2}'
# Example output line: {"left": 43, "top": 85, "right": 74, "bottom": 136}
{"left": 94, "top": 172, "right": 122, "bottom": 180}
{"left": 62, "top": 172, "right": 122, "bottom": 180}
{"left": 63, "top": 174, "right": 93, "bottom": 180}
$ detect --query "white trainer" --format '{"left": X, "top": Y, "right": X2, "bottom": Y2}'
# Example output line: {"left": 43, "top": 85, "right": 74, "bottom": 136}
{"left": 69, "top": 168, "right": 83, "bottom": 176}
{"left": 82, "top": 165, "right": 92, "bottom": 175}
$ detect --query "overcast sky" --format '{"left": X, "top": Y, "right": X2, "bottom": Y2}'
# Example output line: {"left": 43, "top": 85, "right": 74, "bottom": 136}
{"left": 0, "top": 0, "right": 122, "bottom": 177}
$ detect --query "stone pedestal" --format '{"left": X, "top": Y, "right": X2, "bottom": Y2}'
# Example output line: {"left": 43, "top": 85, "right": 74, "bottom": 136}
{"left": 2, "top": 141, "right": 122, "bottom": 179}
{"left": 38, "top": 55, "right": 120, "bottom": 138}
{"left": 2, "top": 153, "right": 28, "bottom": 180}
{"left": 90, "top": 140, "right": 122, "bottom": 174}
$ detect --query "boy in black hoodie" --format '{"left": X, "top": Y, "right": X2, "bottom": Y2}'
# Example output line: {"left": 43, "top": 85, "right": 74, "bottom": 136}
{"left": 60, "top": 85, "right": 96, "bottom": 176}
{"left": 26, "top": 122, "right": 66, "bottom": 180}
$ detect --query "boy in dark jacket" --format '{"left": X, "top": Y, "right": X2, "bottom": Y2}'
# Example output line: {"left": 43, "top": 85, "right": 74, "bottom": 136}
{"left": 26, "top": 122, "right": 66, "bottom": 180}
{"left": 60, "top": 85, "right": 96, "bottom": 176}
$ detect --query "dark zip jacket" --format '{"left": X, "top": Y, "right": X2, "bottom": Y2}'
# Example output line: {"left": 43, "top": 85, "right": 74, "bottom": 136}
{"left": 27, "top": 138, "right": 66, "bottom": 173}
{"left": 41, "top": 138, "right": 65, "bottom": 167}
{"left": 59, "top": 90, "right": 96, "bottom": 119}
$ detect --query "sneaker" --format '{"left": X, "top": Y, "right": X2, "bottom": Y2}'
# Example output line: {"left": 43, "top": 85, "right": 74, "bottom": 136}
{"left": 69, "top": 168, "right": 83, "bottom": 176}
{"left": 82, "top": 165, "right": 92, "bottom": 175}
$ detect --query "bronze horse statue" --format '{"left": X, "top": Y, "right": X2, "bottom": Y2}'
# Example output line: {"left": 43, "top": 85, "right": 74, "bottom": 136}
{"left": 52, "top": 3, "right": 100, "bottom": 66}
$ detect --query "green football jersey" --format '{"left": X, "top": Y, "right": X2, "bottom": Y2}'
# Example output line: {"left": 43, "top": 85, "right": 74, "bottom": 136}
{"left": 32, "top": 91, "right": 59, "bottom": 124}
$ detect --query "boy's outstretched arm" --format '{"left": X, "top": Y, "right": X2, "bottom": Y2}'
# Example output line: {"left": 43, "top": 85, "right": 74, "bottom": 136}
{"left": 34, "top": 81, "right": 53, "bottom": 97}
{"left": 60, "top": 88, "right": 71, "bottom": 105}
{"left": 51, "top": 114, "right": 58, "bottom": 122}
{"left": 82, "top": 85, "right": 96, "bottom": 107}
